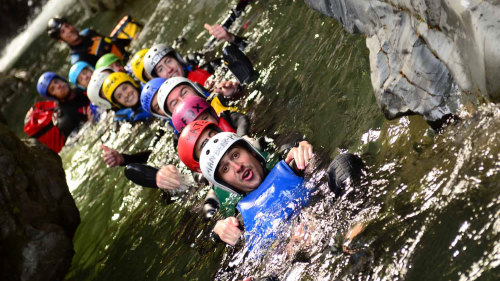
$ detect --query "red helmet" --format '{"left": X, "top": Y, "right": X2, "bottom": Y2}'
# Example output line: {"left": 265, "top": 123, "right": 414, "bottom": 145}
{"left": 177, "top": 120, "right": 222, "bottom": 172}
{"left": 172, "top": 95, "right": 217, "bottom": 132}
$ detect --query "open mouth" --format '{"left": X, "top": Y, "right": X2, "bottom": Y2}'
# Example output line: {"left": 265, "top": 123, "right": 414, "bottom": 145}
{"left": 242, "top": 169, "right": 252, "bottom": 181}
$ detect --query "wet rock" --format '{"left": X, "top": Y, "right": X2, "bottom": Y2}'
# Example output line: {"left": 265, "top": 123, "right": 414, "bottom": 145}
{"left": 77, "top": 0, "right": 123, "bottom": 15}
{"left": 304, "top": 0, "right": 500, "bottom": 121}
{"left": 0, "top": 123, "right": 80, "bottom": 281}
{"left": 0, "top": 0, "right": 48, "bottom": 50}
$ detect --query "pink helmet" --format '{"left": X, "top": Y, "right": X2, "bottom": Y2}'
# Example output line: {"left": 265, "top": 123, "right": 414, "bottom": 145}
{"left": 172, "top": 95, "right": 217, "bottom": 132}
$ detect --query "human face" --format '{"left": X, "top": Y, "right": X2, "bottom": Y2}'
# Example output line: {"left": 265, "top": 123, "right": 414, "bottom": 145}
{"left": 59, "top": 22, "right": 81, "bottom": 45}
{"left": 194, "top": 128, "right": 218, "bottom": 160}
{"left": 110, "top": 61, "right": 126, "bottom": 73}
{"left": 48, "top": 78, "right": 70, "bottom": 100}
{"left": 113, "top": 83, "right": 139, "bottom": 107}
{"left": 154, "top": 55, "right": 185, "bottom": 78}
{"left": 76, "top": 67, "right": 93, "bottom": 88}
{"left": 150, "top": 93, "right": 164, "bottom": 116}
{"left": 165, "top": 84, "right": 199, "bottom": 115}
{"left": 217, "top": 145, "right": 265, "bottom": 193}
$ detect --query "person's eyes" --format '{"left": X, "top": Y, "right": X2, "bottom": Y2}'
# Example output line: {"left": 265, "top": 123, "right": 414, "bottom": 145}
{"left": 170, "top": 100, "right": 178, "bottom": 109}
{"left": 157, "top": 66, "right": 162, "bottom": 73}
{"left": 221, "top": 165, "right": 229, "bottom": 174}
{"left": 232, "top": 152, "right": 239, "bottom": 159}
{"left": 116, "top": 93, "right": 122, "bottom": 99}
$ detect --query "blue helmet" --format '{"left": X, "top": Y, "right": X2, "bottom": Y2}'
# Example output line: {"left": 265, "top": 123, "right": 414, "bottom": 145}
{"left": 140, "top": 78, "right": 168, "bottom": 119}
{"left": 69, "top": 61, "right": 94, "bottom": 89}
{"left": 37, "top": 72, "right": 67, "bottom": 99}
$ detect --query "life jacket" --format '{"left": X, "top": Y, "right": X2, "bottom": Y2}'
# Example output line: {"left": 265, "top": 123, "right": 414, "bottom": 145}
{"left": 24, "top": 101, "right": 66, "bottom": 153}
{"left": 236, "top": 160, "right": 313, "bottom": 252}
{"left": 71, "top": 29, "right": 126, "bottom": 64}
{"left": 217, "top": 115, "right": 237, "bottom": 133}
{"left": 186, "top": 67, "right": 211, "bottom": 85}
{"left": 209, "top": 95, "right": 238, "bottom": 115}
{"left": 88, "top": 35, "right": 125, "bottom": 61}
{"left": 109, "top": 15, "right": 142, "bottom": 40}
{"left": 214, "top": 188, "right": 242, "bottom": 217}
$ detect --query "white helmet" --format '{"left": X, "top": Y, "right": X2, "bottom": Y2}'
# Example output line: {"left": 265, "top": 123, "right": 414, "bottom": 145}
{"left": 199, "top": 132, "right": 266, "bottom": 194}
{"left": 143, "top": 44, "right": 186, "bottom": 78}
{"left": 156, "top": 77, "right": 206, "bottom": 117}
{"left": 87, "top": 67, "right": 114, "bottom": 109}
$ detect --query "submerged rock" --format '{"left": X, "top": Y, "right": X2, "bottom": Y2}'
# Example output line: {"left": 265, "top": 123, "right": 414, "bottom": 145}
{"left": 0, "top": 123, "right": 80, "bottom": 281}
{"left": 304, "top": 0, "right": 500, "bottom": 121}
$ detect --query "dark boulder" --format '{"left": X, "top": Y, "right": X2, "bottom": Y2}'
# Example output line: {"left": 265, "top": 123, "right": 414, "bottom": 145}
{"left": 0, "top": 123, "right": 80, "bottom": 281}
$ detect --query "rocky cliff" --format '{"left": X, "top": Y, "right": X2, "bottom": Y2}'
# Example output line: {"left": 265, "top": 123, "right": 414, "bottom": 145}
{"left": 304, "top": 0, "right": 500, "bottom": 122}
{"left": 0, "top": 123, "right": 80, "bottom": 281}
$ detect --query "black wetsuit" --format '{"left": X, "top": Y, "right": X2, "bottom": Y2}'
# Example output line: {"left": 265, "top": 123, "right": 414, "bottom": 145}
{"left": 70, "top": 29, "right": 131, "bottom": 65}
{"left": 56, "top": 89, "right": 89, "bottom": 137}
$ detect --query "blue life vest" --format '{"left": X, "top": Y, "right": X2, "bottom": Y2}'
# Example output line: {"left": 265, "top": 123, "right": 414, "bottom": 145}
{"left": 236, "top": 160, "right": 313, "bottom": 252}
{"left": 89, "top": 103, "right": 101, "bottom": 122}
{"left": 114, "top": 107, "right": 151, "bottom": 123}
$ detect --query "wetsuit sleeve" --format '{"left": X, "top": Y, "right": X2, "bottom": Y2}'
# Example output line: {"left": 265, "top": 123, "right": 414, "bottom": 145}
{"left": 120, "top": 150, "right": 152, "bottom": 166}
{"left": 228, "top": 112, "right": 250, "bottom": 136}
{"left": 231, "top": 35, "right": 247, "bottom": 50}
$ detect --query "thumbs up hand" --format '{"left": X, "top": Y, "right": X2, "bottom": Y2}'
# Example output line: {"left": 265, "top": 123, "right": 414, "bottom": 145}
{"left": 101, "top": 144, "right": 124, "bottom": 167}
{"left": 204, "top": 23, "right": 235, "bottom": 43}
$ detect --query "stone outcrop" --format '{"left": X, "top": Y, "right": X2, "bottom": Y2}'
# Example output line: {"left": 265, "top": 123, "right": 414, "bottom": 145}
{"left": 0, "top": 0, "right": 48, "bottom": 50}
{"left": 304, "top": 0, "right": 500, "bottom": 121}
{"left": 0, "top": 123, "right": 80, "bottom": 281}
{"left": 77, "top": 0, "right": 123, "bottom": 15}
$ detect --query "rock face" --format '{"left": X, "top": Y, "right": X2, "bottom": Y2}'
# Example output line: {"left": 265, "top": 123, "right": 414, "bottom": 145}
{"left": 304, "top": 0, "right": 500, "bottom": 121}
{"left": 0, "top": 0, "right": 48, "bottom": 50}
{"left": 0, "top": 123, "right": 80, "bottom": 281}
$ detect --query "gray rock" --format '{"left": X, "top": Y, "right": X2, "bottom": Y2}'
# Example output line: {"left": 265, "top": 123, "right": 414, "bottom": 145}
{"left": 0, "top": 123, "right": 80, "bottom": 281}
{"left": 304, "top": 0, "right": 500, "bottom": 121}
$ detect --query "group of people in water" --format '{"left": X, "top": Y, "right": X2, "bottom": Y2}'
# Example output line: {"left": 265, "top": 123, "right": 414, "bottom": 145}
{"left": 25, "top": 3, "right": 366, "bottom": 279}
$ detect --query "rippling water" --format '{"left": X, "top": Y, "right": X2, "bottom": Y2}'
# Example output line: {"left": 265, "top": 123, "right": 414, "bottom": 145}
{"left": 5, "top": 0, "right": 498, "bottom": 280}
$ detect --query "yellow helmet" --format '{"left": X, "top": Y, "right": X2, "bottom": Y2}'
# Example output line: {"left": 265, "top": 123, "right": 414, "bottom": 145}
{"left": 131, "top": 49, "right": 149, "bottom": 83}
{"left": 102, "top": 72, "right": 139, "bottom": 108}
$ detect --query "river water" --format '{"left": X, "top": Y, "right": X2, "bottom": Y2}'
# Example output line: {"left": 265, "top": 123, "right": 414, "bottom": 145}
{"left": 3, "top": 0, "right": 498, "bottom": 280}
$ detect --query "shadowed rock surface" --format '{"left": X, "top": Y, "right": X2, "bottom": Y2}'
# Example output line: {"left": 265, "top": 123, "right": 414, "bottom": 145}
{"left": 0, "top": 123, "right": 80, "bottom": 281}
{"left": 0, "top": 0, "right": 48, "bottom": 51}
{"left": 304, "top": 0, "right": 500, "bottom": 121}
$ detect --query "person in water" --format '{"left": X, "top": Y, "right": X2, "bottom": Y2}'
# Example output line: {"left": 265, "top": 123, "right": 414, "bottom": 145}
{"left": 175, "top": 119, "right": 262, "bottom": 218}
{"left": 102, "top": 72, "right": 150, "bottom": 123}
{"left": 37, "top": 72, "right": 91, "bottom": 137}
{"left": 198, "top": 133, "right": 361, "bottom": 249}
{"left": 143, "top": 44, "right": 242, "bottom": 98}
{"left": 140, "top": 76, "right": 239, "bottom": 128}
{"left": 87, "top": 67, "right": 114, "bottom": 110}
{"left": 47, "top": 17, "right": 131, "bottom": 65}
{"left": 95, "top": 53, "right": 127, "bottom": 73}
{"left": 69, "top": 61, "right": 94, "bottom": 90}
